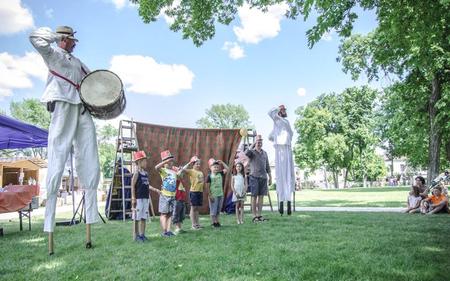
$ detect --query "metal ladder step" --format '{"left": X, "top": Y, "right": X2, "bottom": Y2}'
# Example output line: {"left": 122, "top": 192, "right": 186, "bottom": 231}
{"left": 113, "top": 185, "right": 131, "bottom": 189}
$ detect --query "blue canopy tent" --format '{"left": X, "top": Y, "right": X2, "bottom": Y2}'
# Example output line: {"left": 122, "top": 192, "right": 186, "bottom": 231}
{"left": 0, "top": 115, "right": 48, "bottom": 233}
{"left": 0, "top": 114, "right": 48, "bottom": 149}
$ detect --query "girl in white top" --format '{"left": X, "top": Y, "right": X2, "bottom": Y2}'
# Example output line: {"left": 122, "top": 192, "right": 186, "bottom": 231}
{"left": 231, "top": 162, "right": 247, "bottom": 224}
{"left": 404, "top": 185, "right": 422, "bottom": 213}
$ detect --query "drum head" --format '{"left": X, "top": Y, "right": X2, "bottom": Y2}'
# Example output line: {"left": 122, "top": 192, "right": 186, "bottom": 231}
{"left": 80, "top": 70, "right": 123, "bottom": 107}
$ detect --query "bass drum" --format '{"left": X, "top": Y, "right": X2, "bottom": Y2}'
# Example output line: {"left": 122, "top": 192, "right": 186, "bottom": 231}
{"left": 79, "top": 69, "right": 126, "bottom": 120}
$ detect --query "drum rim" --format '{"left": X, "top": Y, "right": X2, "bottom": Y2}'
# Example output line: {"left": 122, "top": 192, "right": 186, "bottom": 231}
{"left": 79, "top": 69, "right": 124, "bottom": 108}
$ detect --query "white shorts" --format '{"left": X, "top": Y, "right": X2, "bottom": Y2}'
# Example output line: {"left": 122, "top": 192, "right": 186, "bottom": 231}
{"left": 133, "top": 198, "right": 149, "bottom": 221}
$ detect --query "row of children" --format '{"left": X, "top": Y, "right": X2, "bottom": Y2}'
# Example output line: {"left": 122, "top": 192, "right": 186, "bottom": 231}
{"left": 131, "top": 149, "right": 248, "bottom": 242}
{"left": 404, "top": 176, "right": 449, "bottom": 214}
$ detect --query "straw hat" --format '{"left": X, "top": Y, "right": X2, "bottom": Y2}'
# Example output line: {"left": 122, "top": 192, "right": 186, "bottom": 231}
{"left": 55, "top": 26, "right": 78, "bottom": 41}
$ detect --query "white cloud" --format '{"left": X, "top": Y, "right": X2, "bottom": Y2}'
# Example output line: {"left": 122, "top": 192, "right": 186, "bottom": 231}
{"left": 222, "top": 42, "right": 245, "bottom": 60}
{"left": 111, "top": 0, "right": 126, "bottom": 9}
{"left": 233, "top": 3, "right": 288, "bottom": 44}
{"left": 109, "top": 0, "right": 137, "bottom": 10}
{"left": 321, "top": 30, "right": 334, "bottom": 42}
{"left": 0, "top": 52, "right": 47, "bottom": 97}
{"left": 45, "top": 8, "right": 54, "bottom": 19}
{"left": 109, "top": 55, "right": 194, "bottom": 96}
{"left": 297, "top": 87, "right": 306, "bottom": 97}
{"left": 0, "top": 0, "right": 34, "bottom": 35}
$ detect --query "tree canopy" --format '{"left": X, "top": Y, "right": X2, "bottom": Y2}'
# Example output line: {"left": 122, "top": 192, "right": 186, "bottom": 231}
{"left": 196, "top": 103, "right": 252, "bottom": 129}
{"left": 295, "top": 86, "right": 383, "bottom": 188}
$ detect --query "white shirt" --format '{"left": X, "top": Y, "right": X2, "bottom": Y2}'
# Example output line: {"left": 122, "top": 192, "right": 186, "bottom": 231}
{"left": 268, "top": 107, "right": 293, "bottom": 145}
{"left": 29, "top": 27, "right": 90, "bottom": 104}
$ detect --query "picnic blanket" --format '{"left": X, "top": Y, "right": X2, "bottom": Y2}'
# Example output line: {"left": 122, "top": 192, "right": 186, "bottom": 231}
{"left": 135, "top": 122, "right": 242, "bottom": 214}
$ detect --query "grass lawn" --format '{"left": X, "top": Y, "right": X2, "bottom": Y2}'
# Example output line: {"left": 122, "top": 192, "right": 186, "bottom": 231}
{"left": 1, "top": 208, "right": 449, "bottom": 281}
{"left": 267, "top": 187, "right": 410, "bottom": 208}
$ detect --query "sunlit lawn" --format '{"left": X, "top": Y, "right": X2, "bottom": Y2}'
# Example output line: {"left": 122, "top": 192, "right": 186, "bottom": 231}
{"left": 267, "top": 186, "right": 409, "bottom": 208}
{"left": 1, "top": 206, "right": 449, "bottom": 281}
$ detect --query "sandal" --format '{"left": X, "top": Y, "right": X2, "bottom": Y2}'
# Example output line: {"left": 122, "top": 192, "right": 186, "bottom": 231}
{"left": 258, "top": 216, "right": 268, "bottom": 221}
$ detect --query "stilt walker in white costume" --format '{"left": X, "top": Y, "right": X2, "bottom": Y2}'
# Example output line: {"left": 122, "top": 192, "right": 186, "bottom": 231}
{"left": 30, "top": 26, "right": 100, "bottom": 255}
{"left": 268, "top": 105, "right": 295, "bottom": 216}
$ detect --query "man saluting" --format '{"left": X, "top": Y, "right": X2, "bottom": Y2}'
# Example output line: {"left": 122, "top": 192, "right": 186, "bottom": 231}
{"left": 268, "top": 105, "right": 295, "bottom": 216}
{"left": 30, "top": 26, "right": 100, "bottom": 255}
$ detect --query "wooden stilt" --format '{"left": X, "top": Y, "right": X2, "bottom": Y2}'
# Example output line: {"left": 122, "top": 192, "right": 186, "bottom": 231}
{"left": 48, "top": 232, "right": 54, "bottom": 255}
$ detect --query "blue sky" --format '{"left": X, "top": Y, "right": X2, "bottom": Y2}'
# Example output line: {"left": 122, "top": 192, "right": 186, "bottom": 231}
{"left": 0, "top": 0, "right": 379, "bottom": 161}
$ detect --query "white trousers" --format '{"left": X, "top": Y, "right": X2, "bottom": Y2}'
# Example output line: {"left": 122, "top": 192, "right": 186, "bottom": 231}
{"left": 274, "top": 145, "right": 295, "bottom": 202}
{"left": 44, "top": 102, "right": 100, "bottom": 232}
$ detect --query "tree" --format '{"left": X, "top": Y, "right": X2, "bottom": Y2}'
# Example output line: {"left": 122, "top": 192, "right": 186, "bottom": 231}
{"left": 295, "top": 86, "right": 379, "bottom": 189}
{"left": 96, "top": 124, "right": 118, "bottom": 179}
{"left": 295, "top": 93, "right": 348, "bottom": 189}
{"left": 9, "top": 98, "right": 50, "bottom": 158}
{"left": 10, "top": 98, "right": 50, "bottom": 130}
{"left": 336, "top": 1, "right": 450, "bottom": 183}
{"left": 196, "top": 103, "right": 252, "bottom": 129}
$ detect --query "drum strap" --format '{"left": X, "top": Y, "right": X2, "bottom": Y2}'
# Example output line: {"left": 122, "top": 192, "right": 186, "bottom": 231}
{"left": 49, "top": 68, "right": 87, "bottom": 90}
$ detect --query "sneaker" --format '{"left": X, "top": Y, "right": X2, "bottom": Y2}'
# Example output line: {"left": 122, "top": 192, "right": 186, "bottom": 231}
{"left": 135, "top": 235, "right": 144, "bottom": 242}
{"left": 161, "top": 232, "right": 170, "bottom": 237}
{"left": 141, "top": 235, "right": 149, "bottom": 241}
{"left": 166, "top": 231, "right": 175, "bottom": 236}
{"left": 216, "top": 222, "right": 221, "bottom": 227}
{"left": 195, "top": 224, "right": 204, "bottom": 229}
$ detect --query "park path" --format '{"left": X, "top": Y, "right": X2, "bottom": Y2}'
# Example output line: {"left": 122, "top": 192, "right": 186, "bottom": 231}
{"left": 1, "top": 204, "right": 404, "bottom": 222}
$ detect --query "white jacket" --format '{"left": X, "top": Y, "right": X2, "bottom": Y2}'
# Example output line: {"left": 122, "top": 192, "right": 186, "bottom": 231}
{"left": 268, "top": 107, "right": 293, "bottom": 146}
{"left": 29, "top": 27, "right": 90, "bottom": 104}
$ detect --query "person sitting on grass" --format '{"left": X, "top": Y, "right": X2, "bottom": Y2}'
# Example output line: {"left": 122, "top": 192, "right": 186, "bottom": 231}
{"left": 404, "top": 185, "right": 422, "bottom": 213}
{"left": 414, "top": 176, "right": 428, "bottom": 199}
{"left": 205, "top": 158, "right": 229, "bottom": 228}
{"left": 131, "top": 151, "right": 160, "bottom": 242}
{"left": 420, "top": 185, "right": 449, "bottom": 215}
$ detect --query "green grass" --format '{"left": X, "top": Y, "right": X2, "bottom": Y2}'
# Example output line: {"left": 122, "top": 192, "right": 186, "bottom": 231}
{"left": 1, "top": 209, "right": 449, "bottom": 281}
{"left": 267, "top": 187, "right": 410, "bottom": 208}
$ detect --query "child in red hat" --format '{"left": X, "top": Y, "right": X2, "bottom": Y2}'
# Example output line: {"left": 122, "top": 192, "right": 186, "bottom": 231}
{"left": 180, "top": 156, "right": 205, "bottom": 229}
{"left": 205, "top": 158, "right": 229, "bottom": 227}
{"left": 131, "top": 151, "right": 159, "bottom": 242}
{"left": 155, "top": 150, "right": 182, "bottom": 236}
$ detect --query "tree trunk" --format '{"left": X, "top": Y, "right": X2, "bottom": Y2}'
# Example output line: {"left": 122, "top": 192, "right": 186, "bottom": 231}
{"left": 332, "top": 170, "right": 339, "bottom": 189}
{"left": 343, "top": 168, "right": 348, "bottom": 188}
{"left": 446, "top": 140, "right": 450, "bottom": 163}
{"left": 427, "top": 74, "right": 442, "bottom": 184}
{"left": 323, "top": 168, "right": 329, "bottom": 189}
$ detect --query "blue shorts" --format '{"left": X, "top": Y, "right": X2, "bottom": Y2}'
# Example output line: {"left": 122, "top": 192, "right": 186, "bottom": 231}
{"left": 190, "top": 192, "right": 203, "bottom": 206}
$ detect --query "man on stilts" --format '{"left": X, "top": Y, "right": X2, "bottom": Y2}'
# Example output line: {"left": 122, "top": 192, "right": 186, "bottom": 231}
{"left": 30, "top": 26, "right": 100, "bottom": 255}
{"left": 268, "top": 105, "right": 295, "bottom": 215}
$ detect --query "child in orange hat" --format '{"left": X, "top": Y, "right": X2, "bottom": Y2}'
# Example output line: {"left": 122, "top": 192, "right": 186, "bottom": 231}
{"left": 131, "top": 151, "right": 159, "bottom": 242}
{"left": 205, "top": 158, "right": 229, "bottom": 227}
{"left": 155, "top": 150, "right": 180, "bottom": 237}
